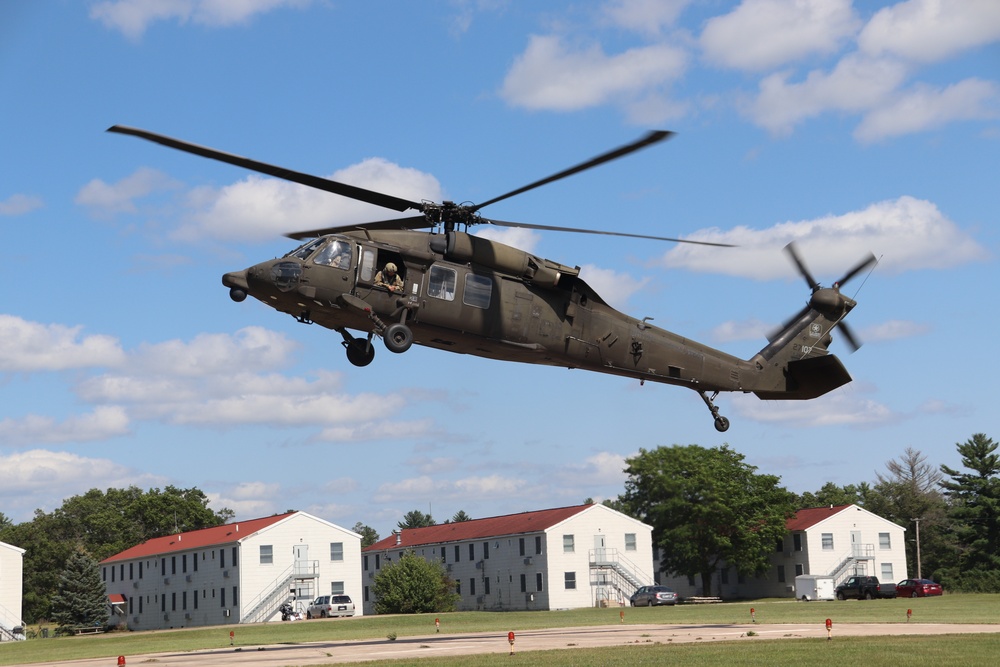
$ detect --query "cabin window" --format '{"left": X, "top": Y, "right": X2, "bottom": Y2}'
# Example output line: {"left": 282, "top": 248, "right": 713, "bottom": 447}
{"left": 359, "top": 248, "right": 377, "bottom": 283}
{"left": 427, "top": 265, "right": 457, "bottom": 301}
{"left": 312, "top": 240, "right": 352, "bottom": 269}
{"left": 463, "top": 274, "right": 492, "bottom": 309}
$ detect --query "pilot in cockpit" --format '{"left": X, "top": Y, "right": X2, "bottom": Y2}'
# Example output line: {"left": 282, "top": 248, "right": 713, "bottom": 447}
{"left": 314, "top": 240, "right": 351, "bottom": 269}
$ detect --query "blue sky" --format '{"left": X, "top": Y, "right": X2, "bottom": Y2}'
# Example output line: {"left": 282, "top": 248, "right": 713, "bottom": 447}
{"left": 1, "top": 0, "right": 997, "bottom": 538}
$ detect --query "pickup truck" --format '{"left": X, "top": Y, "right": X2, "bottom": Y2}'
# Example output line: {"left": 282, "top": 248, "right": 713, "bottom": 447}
{"left": 835, "top": 575, "right": 896, "bottom": 600}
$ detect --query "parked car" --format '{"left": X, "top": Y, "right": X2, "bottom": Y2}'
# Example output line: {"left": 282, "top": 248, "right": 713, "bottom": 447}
{"left": 629, "top": 585, "right": 679, "bottom": 606}
{"left": 306, "top": 594, "right": 355, "bottom": 618}
{"left": 835, "top": 575, "right": 896, "bottom": 600}
{"left": 896, "top": 579, "right": 943, "bottom": 597}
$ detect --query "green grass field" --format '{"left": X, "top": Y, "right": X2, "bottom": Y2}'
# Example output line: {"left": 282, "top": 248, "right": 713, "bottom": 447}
{"left": 2, "top": 595, "right": 997, "bottom": 666}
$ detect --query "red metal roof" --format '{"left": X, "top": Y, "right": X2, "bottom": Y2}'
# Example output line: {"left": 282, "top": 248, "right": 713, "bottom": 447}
{"left": 101, "top": 512, "right": 296, "bottom": 563}
{"left": 364, "top": 505, "right": 593, "bottom": 552}
{"left": 108, "top": 594, "right": 126, "bottom": 604}
{"left": 786, "top": 505, "right": 852, "bottom": 531}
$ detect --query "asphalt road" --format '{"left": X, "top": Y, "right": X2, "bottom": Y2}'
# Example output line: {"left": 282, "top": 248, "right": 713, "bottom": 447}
{"left": 24, "top": 622, "right": 1000, "bottom": 667}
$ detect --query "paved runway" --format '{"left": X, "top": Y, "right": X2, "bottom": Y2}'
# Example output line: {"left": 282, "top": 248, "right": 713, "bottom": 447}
{"left": 25, "top": 622, "right": 1000, "bottom": 667}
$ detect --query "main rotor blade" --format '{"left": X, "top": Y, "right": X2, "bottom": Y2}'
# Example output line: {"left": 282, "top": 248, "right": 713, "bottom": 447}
{"left": 107, "top": 125, "right": 424, "bottom": 214}
{"left": 784, "top": 242, "right": 820, "bottom": 292}
{"left": 483, "top": 218, "right": 735, "bottom": 247}
{"left": 472, "top": 130, "right": 674, "bottom": 212}
{"left": 285, "top": 216, "right": 431, "bottom": 240}
{"left": 835, "top": 252, "right": 877, "bottom": 288}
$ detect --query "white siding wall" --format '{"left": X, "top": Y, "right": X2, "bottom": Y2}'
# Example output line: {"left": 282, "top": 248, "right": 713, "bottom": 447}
{"left": 102, "top": 513, "right": 360, "bottom": 630}
{"left": 362, "top": 505, "right": 653, "bottom": 614}
{"left": 0, "top": 541, "right": 25, "bottom": 634}
{"left": 658, "top": 505, "right": 908, "bottom": 600}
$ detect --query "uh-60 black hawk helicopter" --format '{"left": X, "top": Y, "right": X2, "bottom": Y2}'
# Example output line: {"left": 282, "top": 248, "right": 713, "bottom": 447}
{"left": 109, "top": 126, "right": 875, "bottom": 432}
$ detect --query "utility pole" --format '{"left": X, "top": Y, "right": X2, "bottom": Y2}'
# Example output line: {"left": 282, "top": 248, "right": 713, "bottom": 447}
{"left": 911, "top": 517, "right": 922, "bottom": 579}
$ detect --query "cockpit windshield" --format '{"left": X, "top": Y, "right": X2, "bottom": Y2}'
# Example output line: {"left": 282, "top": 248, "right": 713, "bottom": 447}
{"left": 285, "top": 238, "right": 325, "bottom": 260}
{"left": 312, "top": 239, "right": 352, "bottom": 270}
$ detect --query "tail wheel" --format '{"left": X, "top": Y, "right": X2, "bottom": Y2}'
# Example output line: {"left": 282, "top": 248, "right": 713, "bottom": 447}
{"left": 383, "top": 323, "right": 413, "bottom": 353}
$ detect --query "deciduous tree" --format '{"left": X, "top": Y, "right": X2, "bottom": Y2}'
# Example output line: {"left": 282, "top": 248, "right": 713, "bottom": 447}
{"left": 621, "top": 445, "right": 796, "bottom": 596}
{"left": 372, "top": 551, "right": 459, "bottom": 614}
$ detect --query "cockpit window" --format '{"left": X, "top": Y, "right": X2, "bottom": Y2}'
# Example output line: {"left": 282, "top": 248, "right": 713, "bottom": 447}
{"left": 312, "top": 240, "right": 352, "bottom": 269}
{"left": 286, "top": 238, "right": 325, "bottom": 260}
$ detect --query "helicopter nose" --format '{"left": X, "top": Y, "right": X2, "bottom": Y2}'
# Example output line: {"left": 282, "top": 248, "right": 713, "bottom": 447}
{"left": 223, "top": 269, "right": 249, "bottom": 302}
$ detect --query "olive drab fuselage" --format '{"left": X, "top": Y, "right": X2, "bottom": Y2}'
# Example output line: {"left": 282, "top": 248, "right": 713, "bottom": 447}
{"left": 224, "top": 229, "right": 860, "bottom": 431}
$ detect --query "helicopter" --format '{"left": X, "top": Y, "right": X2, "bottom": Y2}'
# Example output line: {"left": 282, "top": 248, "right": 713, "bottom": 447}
{"left": 108, "top": 126, "right": 875, "bottom": 431}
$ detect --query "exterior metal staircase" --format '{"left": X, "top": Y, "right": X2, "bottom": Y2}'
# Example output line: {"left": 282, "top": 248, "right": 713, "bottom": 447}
{"left": 828, "top": 544, "right": 874, "bottom": 584}
{"left": 589, "top": 548, "right": 646, "bottom": 606}
{"left": 242, "top": 560, "right": 319, "bottom": 624}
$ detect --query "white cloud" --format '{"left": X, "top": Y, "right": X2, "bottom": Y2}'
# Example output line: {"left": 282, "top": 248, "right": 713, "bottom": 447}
{"left": 710, "top": 318, "right": 773, "bottom": 344}
{"left": 132, "top": 327, "right": 298, "bottom": 376}
{"left": 0, "top": 315, "right": 126, "bottom": 372}
{"left": 701, "top": 0, "right": 859, "bottom": 71}
{"left": 854, "top": 78, "right": 1000, "bottom": 143}
{"left": 858, "top": 0, "right": 1000, "bottom": 64}
{"left": 90, "top": 0, "right": 312, "bottom": 41}
{"left": 0, "top": 406, "right": 130, "bottom": 446}
{"left": 602, "top": 0, "right": 691, "bottom": 36}
{"left": 659, "top": 196, "right": 988, "bottom": 280}
{"left": 733, "top": 387, "right": 895, "bottom": 427}
{"left": 861, "top": 319, "right": 931, "bottom": 342}
{"left": 500, "top": 35, "right": 687, "bottom": 113}
{"left": 76, "top": 167, "right": 181, "bottom": 218}
{"left": 473, "top": 226, "right": 541, "bottom": 254}
{"left": 578, "top": 264, "right": 648, "bottom": 309}
{"left": 0, "top": 449, "right": 166, "bottom": 520}
{"left": 175, "top": 159, "right": 441, "bottom": 243}
{"left": 0, "top": 193, "right": 43, "bottom": 216}
{"left": 747, "top": 54, "right": 908, "bottom": 135}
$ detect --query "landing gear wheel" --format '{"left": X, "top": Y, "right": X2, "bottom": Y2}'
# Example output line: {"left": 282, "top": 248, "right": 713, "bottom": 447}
{"left": 700, "top": 391, "right": 730, "bottom": 432}
{"left": 383, "top": 323, "right": 413, "bottom": 354}
{"left": 345, "top": 338, "right": 375, "bottom": 367}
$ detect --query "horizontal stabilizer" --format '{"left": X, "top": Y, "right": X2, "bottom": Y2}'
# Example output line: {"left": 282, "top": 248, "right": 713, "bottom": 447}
{"left": 753, "top": 354, "right": 851, "bottom": 400}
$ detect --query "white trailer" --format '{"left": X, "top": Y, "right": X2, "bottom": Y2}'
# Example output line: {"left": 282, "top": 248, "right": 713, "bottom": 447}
{"left": 794, "top": 575, "right": 835, "bottom": 601}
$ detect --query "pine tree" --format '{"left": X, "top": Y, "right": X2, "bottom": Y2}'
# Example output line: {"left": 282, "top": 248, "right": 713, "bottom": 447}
{"left": 50, "top": 551, "right": 108, "bottom": 633}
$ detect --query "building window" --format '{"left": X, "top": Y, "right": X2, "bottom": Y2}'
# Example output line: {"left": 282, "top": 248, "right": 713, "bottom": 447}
{"left": 879, "top": 533, "right": 891, "bottom": 549}
{"left": 182, "top": 554, "right": 188, "bottom": 573}
{"left": 795, "top": 563, "right": 804, "bottom": 576}
{"left": 171, "top": 556, "right": 177, "bottom": 575}
{"left": 331, "top": 581, "right": 344, "bottom": 595}
{"left": 220, "top": 587, "right": 226, "bottom": 607}
{"left": 484, "top": 577, "right": 491, "bottom": 595}
{"left": 793, "top": 534, "right": 802, "bottom": 551}
{"left": 171, "top": 592, "right": 176, "bottom": 611}
{"left": 535, "top": 535, "right": 542, "bottom": 555}
{"left": 260, "top": 545, "right": 273, "bottom": 565}
{"left": 441, "top": 547, "right": 446, "bottom": 562}
{"left": 139, "top": 562, "right": 143, "bottom": 578}
{"left": 536, "top": 572, "right": 543, "bottom": 592}
{"left": 192, "top": 556, "right": 197, "bottom": 572}
{"left": 456, "top": 580, "right": 461, "bottom": 595}
{"left": 233, "top": 586, "right": 238, "bottom": 607}
{"left": 232, "top": 547, "right": 238, "bottom": 567}
{"left": 483, "top": 541, "right": 490, "bottom": 559}
{"left": 454, "top": 545, "right": 460, "bottom": 562}
{"left": 520, "top": 574, "right": 527, "bottom": 593}
{"left": 470, "top": 578, "right": 476, "bottom": 596}
{"left": 220, "top": 549, "right": 225, "bottom": 568}
{"left": 565, "top": 572, "right": 577, "bottom": 589}
{"left": 822, "top": 533, "right": 834, "bottom": 550}
{"left": 775, "top": 538, "right": 783, "bottom": 552}
{"left": 777, "top": 565, "right": 786, "bottom": 583}
{"left": 330, "top": 542, "right": 344, "bottom": 561}
{"left": 363, "top": 555, "right": 369, "bottom": 570}
{"left": 881, "top": 563, "right": 894, "bottom": 581}
{"left": 193, "top": 591, "right": 198, "bottom": 610}
{"left": 182, "top": 591, "right": 187, "bottom": 610}
{"left": 519, "top": 538, "right": 525, "bottom": 556}
{"left": 364, "top": 586, "right": 369, "bottom": 602}
{"left": 469, "top": 543, "right": 475, "bottom": 561}
{"left": 625, "top": 533, "right": 637, "bottom": 551}
{"left": 375, "top": 554, "right": 381, "bottom": 570}
{"left": 563, "top": 535, "right": 575, "bottom": 553}
{"left": 129, "top": 563, "right": 134, "bottom": 580}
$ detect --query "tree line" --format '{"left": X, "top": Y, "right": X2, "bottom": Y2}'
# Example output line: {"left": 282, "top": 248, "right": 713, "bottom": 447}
{"left": 610, "top": 433, "right": 1000, "bottom": 596}
{"left": 3, "top": 433, "right": 996, "bottom": 623}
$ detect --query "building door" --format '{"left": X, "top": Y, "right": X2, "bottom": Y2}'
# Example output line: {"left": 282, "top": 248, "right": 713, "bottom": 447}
{"left": 593, "top": 535, "right": 607, "bottom": 563}
{"left": 850, "top": 531, "right": 862, "bottom": 557}
{"left": 294, "top": 544, "right": 310, "bottom": 576}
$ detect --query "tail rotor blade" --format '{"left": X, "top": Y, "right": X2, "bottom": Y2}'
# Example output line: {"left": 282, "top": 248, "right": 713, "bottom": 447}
{"left": 784, "top": 242, "right": 820, "bottom": 292}
{"left": 837, "top": 322, "right": 863, "bottom": 352}
{"left": 835, "top": 252, "right": 877, "bottom": 288}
